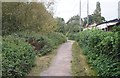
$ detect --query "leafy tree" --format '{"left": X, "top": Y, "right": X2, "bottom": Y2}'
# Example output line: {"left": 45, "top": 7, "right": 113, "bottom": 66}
{"left": 2, "top": 2, "right": 57, "bottom": 35}
{"left": 82, "top": 2, "right": 105, "bottom": 26}
{"left": 55, "top": 17, "right": 66, "bottom": 34}
{"left": 65, "top": 15, "right": 83, "bottom": 36}
{"left": 92, "top": 2, "right": 105, "bottom": 24}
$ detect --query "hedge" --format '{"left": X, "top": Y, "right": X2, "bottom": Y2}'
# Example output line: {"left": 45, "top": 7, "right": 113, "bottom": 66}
{"left": 74, "top": 29, "right": 120, "bottom": 76}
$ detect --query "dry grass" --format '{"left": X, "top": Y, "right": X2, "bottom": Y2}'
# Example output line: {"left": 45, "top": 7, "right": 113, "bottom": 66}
{"left": 28, "top": 49, "right": 57, "bottom": 76}
{"left": 72, "top": 42, "right": 97, "bottom": 76}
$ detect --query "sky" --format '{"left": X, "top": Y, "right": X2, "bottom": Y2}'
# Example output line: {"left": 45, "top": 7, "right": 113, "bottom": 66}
{"left": 53, "top": 0, "right": 120, "bottom": 22}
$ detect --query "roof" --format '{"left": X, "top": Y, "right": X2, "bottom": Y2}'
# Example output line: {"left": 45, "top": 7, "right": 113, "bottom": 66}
{"left": 97, "top": 18, "right": 120, "bottom": 26}
{"left": 96, "top": 18, "right": 120, "bottom": 29}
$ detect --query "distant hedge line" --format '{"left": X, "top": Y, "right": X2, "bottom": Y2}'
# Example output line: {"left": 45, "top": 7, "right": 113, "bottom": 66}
{"left": 2, "top": 32, "right": 66, "bottom": 77}
{"left": 71, "top": 29, "right": 120, "bottom": 76}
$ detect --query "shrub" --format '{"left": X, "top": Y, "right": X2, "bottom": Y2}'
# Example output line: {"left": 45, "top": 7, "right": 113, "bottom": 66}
{"left": 11, "top": 31, "right": 66, "bottom": 55}
{"left": 2, "top": 35, "right": 36, "bottom": 77}
{"left": 2, "top": 31, "right": 66, "bottom": 77}
{"left": 68, "top": 33, "right": 79, "bottom": 40}
{"left": 74, "top": 29, "right": 120, "bottom": 76}
{"left": 12, "top": 32, "right": 54, "bottom": 55}
{"left": 34, "top": 35, "right": 54, "bottom": 55}
{"left": 47, "top": 32, "right": 66, "bottom": 47}
{"left": 112, "top": 25, "right": 120, "bottom": 32}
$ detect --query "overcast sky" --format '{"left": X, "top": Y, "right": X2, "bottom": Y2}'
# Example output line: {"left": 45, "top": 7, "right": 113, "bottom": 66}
{"left": 53, "top": 0, "right": 120, "bottom": 22}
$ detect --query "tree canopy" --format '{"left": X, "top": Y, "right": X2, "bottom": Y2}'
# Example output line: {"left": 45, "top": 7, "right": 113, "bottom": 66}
{"left": 2, "top": 2, "right": 57, "bottom": 35}
{"left": 92, "top": 1, "right": 105, "bottom": 24}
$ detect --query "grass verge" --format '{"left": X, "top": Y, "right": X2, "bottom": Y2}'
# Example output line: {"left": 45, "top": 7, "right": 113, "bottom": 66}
{"left": 27, "top": 49, "right": 57, "bottom": 76}
{"left": 71, "top": 42, "right": 97, "bottom": 76}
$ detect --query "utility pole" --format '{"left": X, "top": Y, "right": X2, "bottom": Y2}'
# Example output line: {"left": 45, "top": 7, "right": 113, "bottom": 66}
{"left": 79, "top": 0, "right": 82, "bottom": 31}
{"left": 118, "top": 1, "right": 120, "bottom": 19}
{"left": 87, "top": 0, "right": 89, "bottom": 26}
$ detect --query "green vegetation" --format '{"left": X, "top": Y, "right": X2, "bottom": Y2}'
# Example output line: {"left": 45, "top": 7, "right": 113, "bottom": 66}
{"left": 2, "top": 31, "right": 66, "bottom": 77}
{"left": 2, "top": 2, "right": 57, "bottom": 35}
{"left": 65, "top": 15, "right": 81, "bottom": 40}
{"left": 68, "top": 33, "right": 79, "bottom": 40}
{"left": 2, "top": 2, "right": 66, "bottom": 77}
{"left": 12, "top": 31, "right": 66, "bottom": 55}
{"left": 55, "top": 17, "right": 66, "bottom": 34}
{"left": 72, "top": 42, "right": 97, "bottom": 76}
{"left": 47, "top": 32, "right": 66, "bottom": 46}
{"left": 92, "top": 1, "right": 105, "bottom": 24}
{"left": 2, "top": 1, "right": 119, "bottom": 77}
{"left": 2, "top": 36, "right": 36, "bottom": 77}
{"left": 66, "top": 1, "right": 105, "bottom": 41}
{"left": 28, "top": 49, "right": 57, "bottom": 76}
{"left": 73, "top": 29, "right": 120, "bottom": 76}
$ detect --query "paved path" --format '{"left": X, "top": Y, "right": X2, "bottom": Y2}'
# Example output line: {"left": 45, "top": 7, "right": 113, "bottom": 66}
{"left": 40, "top": 40, "right": 74, "bottom": 76}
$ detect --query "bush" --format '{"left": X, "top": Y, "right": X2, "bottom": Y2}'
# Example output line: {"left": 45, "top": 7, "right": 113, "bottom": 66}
{"left": 74, "top": 29, "right": 120, "bottom": 76}
{"left": 34, "top": 35, "right": 54, "bottom": 55}
{"left": 11, "top": 31, "right": 66, "bottom": 55}
{"left": 68, "top": 33, "right": 79, "bottom": 40}
{"left": 2, "top": 31, "right": 66, "bottom": 77}
{"left": 11, "top": 32, "right": 54, "bottom": 55}
{"left": 32, "top": 32, "right": 66, "bottom": 55}
{"left": 112, "top": 26, "right": 120, "bottom": 32}
{"left": 47, "top": 32, "right": 67, "bottom": 47}
{"left": 2, "top": 35, "right": 36, "bottom": 77}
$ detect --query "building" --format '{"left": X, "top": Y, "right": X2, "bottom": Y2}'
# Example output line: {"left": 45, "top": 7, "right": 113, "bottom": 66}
{"left": 96, "top": 19, "right": 120, "bottom": 31}
{"left": 118, "top": 1, "right": 120, "bottom": 18}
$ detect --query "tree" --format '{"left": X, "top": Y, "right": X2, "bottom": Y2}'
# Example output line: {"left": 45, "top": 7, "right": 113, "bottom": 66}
{"left": 2, "top": 2, "right": 57, "bottom": 35}
{"left": 42, "top": 0, "right": 55, "bottom": 15}
{"left": 92, "top": 2, "right": 105, "bottom": 24}
{"left": 55, "top": 17, "right": 65, "bottom": 33}
{"left": 65, "top": 15, "right": 83, "bottom": 35}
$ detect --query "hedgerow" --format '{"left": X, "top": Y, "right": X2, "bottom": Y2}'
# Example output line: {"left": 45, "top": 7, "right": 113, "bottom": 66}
{"left": 2, "top": 35, "right": 36, "bottom": 77}
{"left": 74, "top": 29, "right": 120, "bottom": 76}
